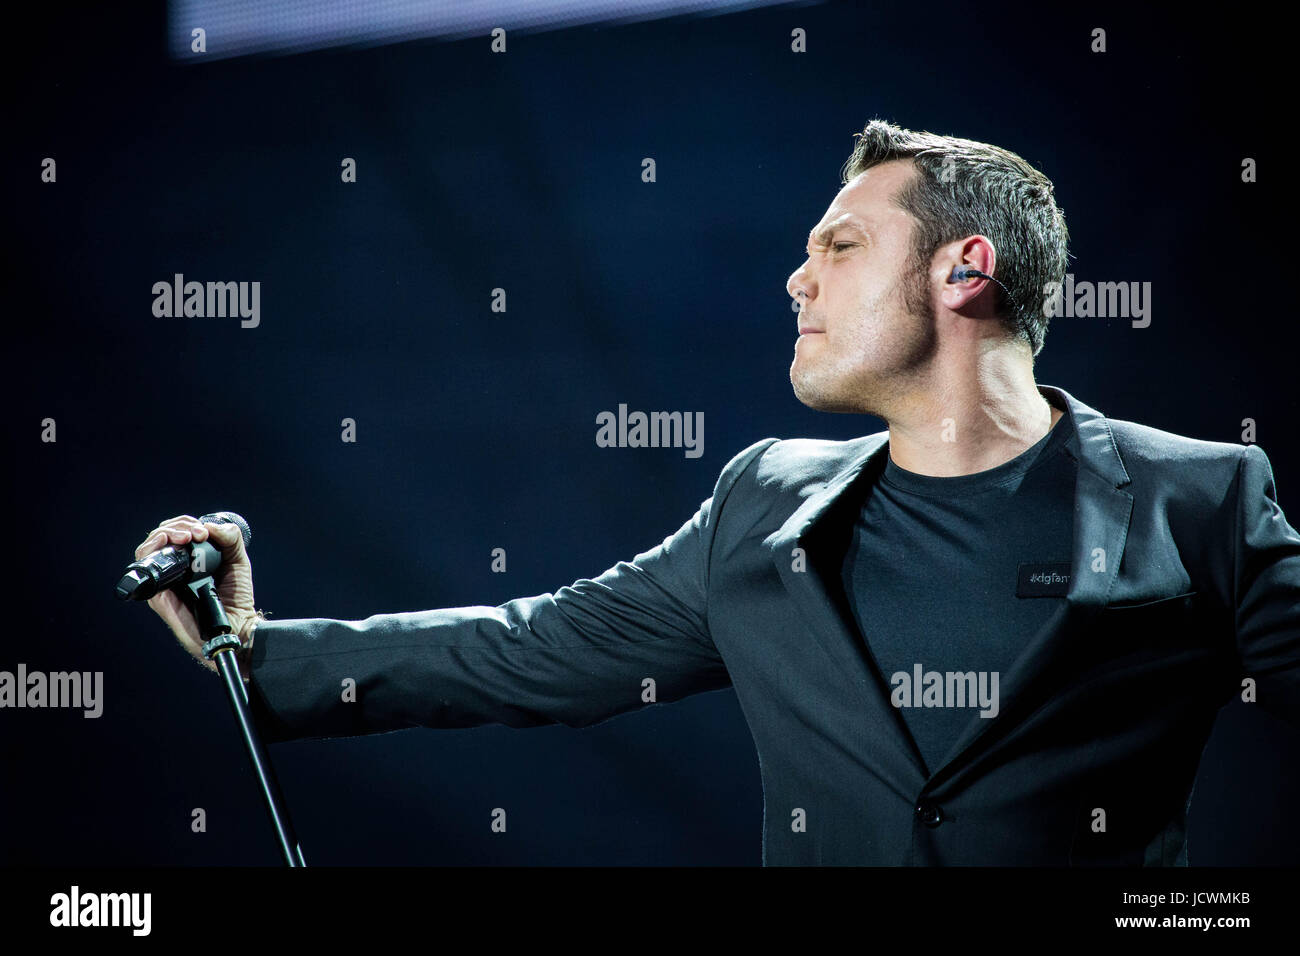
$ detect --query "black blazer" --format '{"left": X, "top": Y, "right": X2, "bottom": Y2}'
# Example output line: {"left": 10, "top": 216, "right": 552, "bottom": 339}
{"left": 247, "top": 384, "right": 1300, "bottom": 865}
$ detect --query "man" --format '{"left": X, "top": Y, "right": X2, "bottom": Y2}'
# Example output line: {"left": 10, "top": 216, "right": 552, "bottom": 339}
{"left": 137, "top": 120, "right": 1300, "bottom": 865}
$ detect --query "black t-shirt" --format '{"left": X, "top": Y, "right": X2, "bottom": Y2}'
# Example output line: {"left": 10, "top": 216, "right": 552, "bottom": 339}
{"left": 840, "top": 407, "right": 1079, "bottom": 776}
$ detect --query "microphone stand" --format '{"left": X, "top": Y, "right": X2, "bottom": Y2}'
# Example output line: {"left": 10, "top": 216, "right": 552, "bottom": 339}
{"left": 190, "top": 576, "right": 307, "bottom": 867}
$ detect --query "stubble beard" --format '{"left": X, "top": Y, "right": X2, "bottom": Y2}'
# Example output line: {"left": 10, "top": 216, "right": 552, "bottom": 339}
{"left": 790, "top": 257, "right": 936, "bottom": 416}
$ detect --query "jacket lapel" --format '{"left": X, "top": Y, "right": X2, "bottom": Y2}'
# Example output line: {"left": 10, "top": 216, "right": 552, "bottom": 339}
{"left": 769, "top": 431, "right": 930, "bottom": 792}
{"left": 767, "top": 384, "right": 1135, "bottom": 790}
{"left": 930, "top": 385, "right": 1134, "bottom": 782}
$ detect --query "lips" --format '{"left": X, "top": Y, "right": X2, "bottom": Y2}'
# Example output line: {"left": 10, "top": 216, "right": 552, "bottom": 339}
{"left": 798, "top": 326, "right": 825, "bottom": 335}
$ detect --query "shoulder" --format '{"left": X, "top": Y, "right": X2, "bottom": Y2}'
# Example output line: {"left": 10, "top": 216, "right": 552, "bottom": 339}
{"left": 1103, "top": 416, "right": 1255, "bottom": 494}
{"left": 703, "top": 432, "right": 887, "bottom": 538}
{"left": 1106, "top": 416, "right": 1247, "bottom": 472}
{"left": 1099, "top": 416, "right": 1261, "bottom": 511}
{"left": 716, "top": 432, "right": 888, "bottom": 493}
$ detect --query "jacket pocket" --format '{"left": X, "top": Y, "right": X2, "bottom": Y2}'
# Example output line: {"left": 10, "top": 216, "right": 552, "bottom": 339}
{"left": 1096, "top": 591, "right": 1205, "bottom": 650}
{"left": 1101, "top": 590, "right": 1198, "bottom": 611}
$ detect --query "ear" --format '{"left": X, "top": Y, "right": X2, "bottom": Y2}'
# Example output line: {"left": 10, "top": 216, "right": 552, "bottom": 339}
{"left": 937, "top": 235, "right": 998, "bottom": 311}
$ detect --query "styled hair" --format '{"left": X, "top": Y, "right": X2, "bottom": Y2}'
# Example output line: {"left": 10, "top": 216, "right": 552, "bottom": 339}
{"left": 840, "top": 119, "right": 1069, "bottom": 357}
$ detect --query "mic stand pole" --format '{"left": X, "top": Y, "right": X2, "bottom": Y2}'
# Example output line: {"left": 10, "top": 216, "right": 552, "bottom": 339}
{"left": 190, "top": 576, "right": 307, "bottom": 867}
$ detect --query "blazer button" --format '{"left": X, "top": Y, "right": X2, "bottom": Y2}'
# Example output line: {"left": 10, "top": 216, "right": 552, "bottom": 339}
{"left": 915, "top": 802, "right": 943, "bottom": 828}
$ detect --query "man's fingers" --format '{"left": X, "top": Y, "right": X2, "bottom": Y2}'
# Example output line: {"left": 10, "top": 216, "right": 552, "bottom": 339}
{"left": 135, "top": 515, "right": 218, "bottom": 559}
{"left": 134, "top": 530, "right": 166, "bottom": 559}
{"left": 135, "top": 516, "right": 246, "bottom": 563}
{"left": 155, "top": 516, "right": 199, "bottom": 534}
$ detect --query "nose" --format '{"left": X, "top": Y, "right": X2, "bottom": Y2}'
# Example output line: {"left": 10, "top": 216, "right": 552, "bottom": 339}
{"left": 787, "top": 262, "right": 814, "bottom": 306}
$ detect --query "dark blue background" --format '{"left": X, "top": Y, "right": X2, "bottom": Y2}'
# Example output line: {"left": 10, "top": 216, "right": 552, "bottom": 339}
{"left": 7, "top": 1, "right": 1294, "bottom": 865}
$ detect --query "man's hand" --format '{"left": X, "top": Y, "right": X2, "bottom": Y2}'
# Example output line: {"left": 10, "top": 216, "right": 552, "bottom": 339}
{"left": 134, "top": 515, "right": 258, "bottom": 680}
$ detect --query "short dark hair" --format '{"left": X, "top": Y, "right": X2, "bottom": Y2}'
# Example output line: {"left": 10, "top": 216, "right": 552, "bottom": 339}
{"left": 840, "top": 119, "right": 1069, "bottom": 357}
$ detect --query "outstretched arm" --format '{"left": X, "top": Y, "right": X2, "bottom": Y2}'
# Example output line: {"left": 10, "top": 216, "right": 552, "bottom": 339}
{"left": 246, "top": 439, "right": 777, "bottom": 743}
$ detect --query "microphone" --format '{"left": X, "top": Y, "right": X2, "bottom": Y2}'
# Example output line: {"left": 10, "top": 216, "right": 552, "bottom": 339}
{"left": 115, "top": 511, "right": 252, "bottom": 601}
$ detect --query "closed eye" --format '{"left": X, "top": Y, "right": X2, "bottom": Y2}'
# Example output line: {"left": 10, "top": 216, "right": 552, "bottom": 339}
{"left": 804, "top": 240, "right": 858, "bottom": 256}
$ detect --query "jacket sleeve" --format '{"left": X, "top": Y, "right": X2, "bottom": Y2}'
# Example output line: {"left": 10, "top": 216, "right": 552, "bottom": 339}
{"left": 1232, "top": 442, "right": 1300, "bottom": 729}
{"left": 246, "top": 439, "right": 778, "bottom": 743}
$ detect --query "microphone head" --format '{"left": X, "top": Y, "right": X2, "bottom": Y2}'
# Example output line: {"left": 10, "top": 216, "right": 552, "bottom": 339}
{"left": 115, "top": 568, "right": 151, "bottom": 601}
{"left": 198, "top": 511, "right": 252, "bottom": 549}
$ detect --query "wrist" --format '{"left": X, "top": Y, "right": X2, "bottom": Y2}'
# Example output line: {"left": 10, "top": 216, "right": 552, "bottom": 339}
{"left": 240, "top": 610, "right": 265, "bottom": 646}
{"left": 237, "top": 610, "right": 266, "bottom": 683}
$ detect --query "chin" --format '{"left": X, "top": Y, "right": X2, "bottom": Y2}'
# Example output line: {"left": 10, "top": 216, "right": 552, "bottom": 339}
{"left": 791, "top": 369, "right": 857, "bottom": 413}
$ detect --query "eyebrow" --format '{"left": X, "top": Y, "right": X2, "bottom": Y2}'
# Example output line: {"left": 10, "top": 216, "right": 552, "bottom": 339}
{"left": 807, "top": 216, "right": 868, "bottom": 249}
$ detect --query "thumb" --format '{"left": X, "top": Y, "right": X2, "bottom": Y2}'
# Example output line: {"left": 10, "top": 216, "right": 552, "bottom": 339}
{"left": 209, "top": 521, "right": 246, "bottom": 558}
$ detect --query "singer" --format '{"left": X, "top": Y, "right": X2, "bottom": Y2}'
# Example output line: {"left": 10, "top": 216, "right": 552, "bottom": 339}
{"left": 133, "top": 119, "right": 1300, "bottom": 865}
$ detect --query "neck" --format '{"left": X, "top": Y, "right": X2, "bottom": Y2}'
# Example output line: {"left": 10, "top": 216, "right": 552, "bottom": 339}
{"left": 881, "top": 343, "right": 1060, "bottom": 477}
